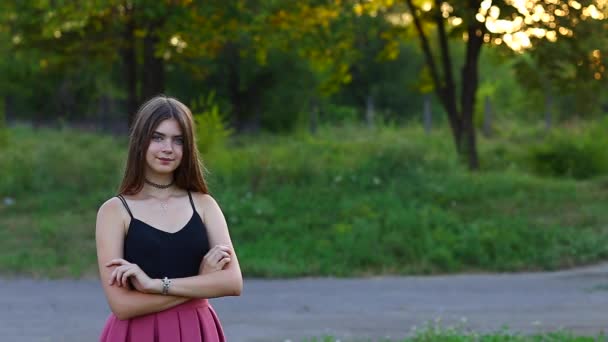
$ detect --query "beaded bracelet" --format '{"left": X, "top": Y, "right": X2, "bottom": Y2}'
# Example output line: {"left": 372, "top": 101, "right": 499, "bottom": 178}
{"left": 161, "top": 277, "right": 172, "bottom": 295}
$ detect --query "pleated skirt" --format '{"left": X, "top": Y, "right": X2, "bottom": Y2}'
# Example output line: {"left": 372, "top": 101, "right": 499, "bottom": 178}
{"left": 99, "top": 299, "right": 225, "bottom": 342}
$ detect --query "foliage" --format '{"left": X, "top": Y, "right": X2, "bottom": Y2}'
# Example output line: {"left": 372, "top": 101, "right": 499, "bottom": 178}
{"left": 2, "top": 0, "right": 605, "bottom": 137}
{"left": 2, "top": 123, "right": 608, "bottom": 277}
{"left": 306, "top": 325, "right": 606, "bottom": 341}
{"left": 191, "top": 93, "right": 233, "bottom": 154}
{"left": 527, "top": 123, "right": 608, "bottom": 179}
{"left": 513, "top": 18, "right": 608, "bottom": 120}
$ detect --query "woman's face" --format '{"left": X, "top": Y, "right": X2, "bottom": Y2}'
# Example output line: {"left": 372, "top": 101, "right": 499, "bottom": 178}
{"left": 145, "top": 118, "right": 184, "bottom": 176}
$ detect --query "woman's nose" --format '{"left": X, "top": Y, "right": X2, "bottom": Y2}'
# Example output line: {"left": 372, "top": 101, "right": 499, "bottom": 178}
{"left": 162, "top": 141, "right": 173, "bottom": 153}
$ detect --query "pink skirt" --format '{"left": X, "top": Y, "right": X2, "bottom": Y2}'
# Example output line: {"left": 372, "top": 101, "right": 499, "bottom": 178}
{"left": 99, "top": 299, "right": 225, "bottom": 342}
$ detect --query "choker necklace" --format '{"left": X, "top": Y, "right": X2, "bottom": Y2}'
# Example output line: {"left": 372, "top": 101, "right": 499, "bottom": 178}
{"left": 144, "top": 178, "right": 175, "bottom": 189}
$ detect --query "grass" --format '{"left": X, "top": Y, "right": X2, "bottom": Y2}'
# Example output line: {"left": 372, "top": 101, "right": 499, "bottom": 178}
{"left": 1, "top": 121, "right": 608, "bottom": 278}
{"left": 305, "top": 331, "right": 606, "bottom": 342}
{"left": 303, "top": 323, "right": 606, "bottom": 341}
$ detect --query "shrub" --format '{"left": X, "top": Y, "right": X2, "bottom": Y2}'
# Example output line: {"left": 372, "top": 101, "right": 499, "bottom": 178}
{"left": 527, "top": 128, "right": 608, "bottom": 179}
{"left": 191, "top": 93, "right": 233, "bottom": 154}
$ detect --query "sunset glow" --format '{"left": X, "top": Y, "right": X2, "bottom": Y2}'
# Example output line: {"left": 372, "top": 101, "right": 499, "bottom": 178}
{"left": 376, "top": 0, "right": 608, "bottom": 51}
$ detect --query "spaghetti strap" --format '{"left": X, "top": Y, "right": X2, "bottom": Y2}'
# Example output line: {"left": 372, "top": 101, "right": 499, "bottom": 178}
{"left": 187, "top": 191, "right": 196, "bottom": 212}
{"left": 116, "top": 195, "right": 134, "bottom": 219}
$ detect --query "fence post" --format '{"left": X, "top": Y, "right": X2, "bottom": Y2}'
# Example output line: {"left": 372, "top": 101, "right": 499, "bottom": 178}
{"left": 423, "top": 94, "right": 432, "bottom": 134}
{"left": 366, "top": 94, "right": 375, "bottom": 129}
{"left": 309, "top": 98, "right": 319, "bottom": 135}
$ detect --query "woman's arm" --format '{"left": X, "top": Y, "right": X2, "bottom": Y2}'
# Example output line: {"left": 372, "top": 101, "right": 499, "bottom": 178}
{"left": 147, "top": 194, "right": 243, "bottom": 298}
{"left": 96, "top": 198, "right": 190, "bottom": 320}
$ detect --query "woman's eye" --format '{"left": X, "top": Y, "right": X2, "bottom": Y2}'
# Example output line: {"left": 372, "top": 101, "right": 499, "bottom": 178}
{"left": 152, "top": 135, "right": 163, "bottom": 142}
{"left": 175, "top": 138, "right": 184, "bottom": 145}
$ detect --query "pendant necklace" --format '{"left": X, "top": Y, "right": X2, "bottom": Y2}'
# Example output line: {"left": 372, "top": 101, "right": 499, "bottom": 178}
{"left": 160, "top": 199, "right": 169, "bottom": 212}
{"left": 145, "top": 178, "right": 174, "bottom": 212}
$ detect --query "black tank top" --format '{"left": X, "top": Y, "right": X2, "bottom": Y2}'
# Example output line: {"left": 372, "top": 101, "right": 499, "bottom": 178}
{"left": 116, "top": 191, "right": 210, "bottom": 279}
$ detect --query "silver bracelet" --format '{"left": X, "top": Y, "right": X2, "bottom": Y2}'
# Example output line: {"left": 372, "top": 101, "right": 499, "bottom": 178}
{"left": 161, "top": 277, "right": 172, "bottom": 295}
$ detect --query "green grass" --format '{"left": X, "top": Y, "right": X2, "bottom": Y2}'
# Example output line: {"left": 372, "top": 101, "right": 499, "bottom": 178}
{"left": 2, "top": 121, "right": 608, "bottom": 277}
{"left": 304, "top": 323, "right": 606, "bottom": 341}
{"left": 305, "top": 331, "right": 605, "bottom": 342}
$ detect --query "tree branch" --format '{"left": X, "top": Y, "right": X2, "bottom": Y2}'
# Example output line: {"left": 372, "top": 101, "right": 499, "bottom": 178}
{"left": 433, "top": 0, "right": 457, "bottom": 115}
{"left": 404, "top": 0, "right": 444, "bottom": 105}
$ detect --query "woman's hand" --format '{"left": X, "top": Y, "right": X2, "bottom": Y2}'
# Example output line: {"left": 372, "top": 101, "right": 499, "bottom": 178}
{"left": 106, "top": 258, "right": 157, "bottom": 294}
{"left": 199, "top": 244, "right": 232, "bottom": 275}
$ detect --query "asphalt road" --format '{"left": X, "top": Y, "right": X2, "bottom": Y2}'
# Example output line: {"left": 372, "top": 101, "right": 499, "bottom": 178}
{"left": 1, "top": 263, "right": 607, "bottom": 341}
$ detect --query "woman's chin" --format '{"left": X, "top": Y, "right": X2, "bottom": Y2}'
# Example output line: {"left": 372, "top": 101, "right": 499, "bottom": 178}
{"left": 147, "top": 165, "right": 177, "bottom": 175}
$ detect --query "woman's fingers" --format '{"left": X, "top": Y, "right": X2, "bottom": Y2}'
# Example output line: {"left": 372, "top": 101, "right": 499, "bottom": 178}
{"left": 110, "top": 267, "right": 119, "bottom": 285}
{"left": 216, "top": 251, "right": 230, "bottom": 263}
{"left": 106, "top": 259, "right": 130, "bottom": 285}
{"left": 210, "top": 245, "right": 231, "bottom": 255}
{"left": 105, "top": 258, "right": 128, "bottom": 267}
{"left": 199, "top": 245, "right": 234, "bottom": 274}
{"left": 212, "top": 245, "right": 232, "bottom": 258}
{"left": 115, "top": 266, "right": 127, "bottom": 287}
{"left": 217, "top": 245, "right": 232, "bottom": 254}
{"left": 121, "top": 268, "right": 136, "bottom": 287}
{"left": 110, "top": 264, "right": 131, "bottom": 286}
{"left": 107, "top": 259, "right": 131, "bottom": 286}
{"left": 209, "top": 250, "right": 230, "bottom": 265}
{"left": 218, "top": 257, "right": 231, "bottom": 269}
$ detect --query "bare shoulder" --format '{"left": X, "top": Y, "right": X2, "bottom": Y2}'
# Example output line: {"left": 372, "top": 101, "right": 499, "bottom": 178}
{"left": 191, "top": 192, "right": 221, "bottom": 210}
{"left": 97, "top": 197, "right": 123, "bottom": 217}
{"left": 190, "top": 192, "right": 226, "bottom": 224}
{"left": 96, "top": 197, "right": 128, "bottom": 233}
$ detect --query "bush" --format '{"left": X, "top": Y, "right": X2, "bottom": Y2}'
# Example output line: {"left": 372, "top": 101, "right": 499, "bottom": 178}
{"left": 527, "top": 128, "right": 608, "bottom": 179}
{"left": 191, "top": 93, "right": 233, "bottom": 154}
{"left": 4, "top": 123, "right": 608, "bottom": 277}
{"left": 321, "top": 103, "right": 360, "bottom": 125}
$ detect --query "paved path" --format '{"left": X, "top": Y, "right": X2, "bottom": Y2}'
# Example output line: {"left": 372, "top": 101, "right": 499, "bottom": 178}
{"left": 1, "top": 263, "right": 608, "bottom": 341}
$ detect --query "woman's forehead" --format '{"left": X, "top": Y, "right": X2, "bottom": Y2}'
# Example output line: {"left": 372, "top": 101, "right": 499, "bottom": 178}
{"left": 155, "top": 118, "right": 183, "bottom": 135}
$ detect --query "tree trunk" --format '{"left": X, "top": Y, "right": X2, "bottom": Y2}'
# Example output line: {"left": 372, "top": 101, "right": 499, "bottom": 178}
{"left": 433, "top": 0, "right": 462, "bottom": 153}
{"left": 224, "top": 43, "right": 246, "bottom": 131}
{"left": 404, "top": 0, "right": 484, "bottom": 170}
{"left": 142, "top": 23, "right": 165, "bottom": 105}
{"left": 443, "top": 93, "right": 463, "bottom": 155}
{"left": 0, "top": 97, "right": 6, "bottom": 132}
{"left": 3, "top": 95, "right": 14, "bottom": 123}
{"left": 121, "top": 9, "right": 138, "bottom": 129}
{"left": 459, "top": 23, "right": 484, "bottom": 170}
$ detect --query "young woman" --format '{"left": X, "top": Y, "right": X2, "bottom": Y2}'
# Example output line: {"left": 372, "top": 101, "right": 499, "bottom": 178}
{"left": 96, "top": 95, "right": 242, "bottom": 341}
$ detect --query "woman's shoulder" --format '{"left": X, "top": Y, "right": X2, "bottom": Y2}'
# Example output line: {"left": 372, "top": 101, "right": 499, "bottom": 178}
{"left": 98, "top": 196, "right": 121, "bottom": 212}
{"left": 94, "top": 196, "right": 130, "bottom": 237}
{"left": 97, "top": 196, "right": 129, "bottom": 219}
{"left": 189, "top": 191, "right": 220, "bottom": 211}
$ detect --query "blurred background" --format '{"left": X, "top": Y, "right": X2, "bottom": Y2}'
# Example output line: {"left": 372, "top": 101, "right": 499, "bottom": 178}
{"left": 0, "top": 0, "right": 608, "bottom": 340}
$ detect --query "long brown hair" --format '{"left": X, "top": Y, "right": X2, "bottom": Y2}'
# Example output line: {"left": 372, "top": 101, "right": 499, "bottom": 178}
{"left": 118, "top": 95, "right": 209, "bottom": 195}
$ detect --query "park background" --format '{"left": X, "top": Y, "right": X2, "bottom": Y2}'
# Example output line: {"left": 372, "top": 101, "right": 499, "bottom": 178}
{"left": 0, "top": 1, "right": 607, "bottom": 340}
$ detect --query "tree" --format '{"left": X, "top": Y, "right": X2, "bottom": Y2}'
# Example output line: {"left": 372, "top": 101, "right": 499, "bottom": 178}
{"left": 5, "top": 1, "right": 201, "bottom": 126}
{"left": 353, "top": 0, "right": 607, "bottom": 169}
{"left": 514, "top": 18, "right": 608, "bottom": 119}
